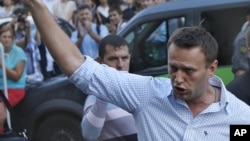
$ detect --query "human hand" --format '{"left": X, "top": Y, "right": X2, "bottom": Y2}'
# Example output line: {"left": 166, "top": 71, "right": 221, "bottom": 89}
{"left": 106, "top": 23, "right": 116, "bottom": 34}
{"left": 83, "top": 20, "right": 92, "bottom": 33}
{"left": 22, "top": 0, "right": 31, "bottom": 8}
{"left": 25, "top": 20, "right": 31, "bottom": 32}
{"left": 17, "top": 20, "right": 29, "bottom": 37}
{"left": 10, "top": 14, "right": 18, "bottom": 25}
{"left": 77, "top": 21, "right": 85, "bottom": 37}
{"left": 22, "top": 0, "right": 44, "bottom": 9}
{"left": 22, "top": 0, "right": 34, "bottom": 8}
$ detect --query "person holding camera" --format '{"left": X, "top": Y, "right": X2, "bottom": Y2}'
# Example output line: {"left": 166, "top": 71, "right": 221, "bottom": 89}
{"left": 10, "top": 7, "right": 44, "bottom": 86}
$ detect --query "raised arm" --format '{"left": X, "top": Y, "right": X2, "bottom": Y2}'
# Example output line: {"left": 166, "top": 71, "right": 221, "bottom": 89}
{"left": 23, "top": 0, "right": 84, "bottom": 76}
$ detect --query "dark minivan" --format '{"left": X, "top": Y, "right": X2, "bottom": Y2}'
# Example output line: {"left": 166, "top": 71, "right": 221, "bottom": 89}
{"left": 118, "top": 0, "right": 250, "bottom": 84}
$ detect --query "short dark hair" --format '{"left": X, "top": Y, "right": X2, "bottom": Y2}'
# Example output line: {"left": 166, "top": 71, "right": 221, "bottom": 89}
{"left": 13, "top": 7, "right": 28, "bottom": 15}
{"left": 108, "top": 0, "right": 123, "bottom": 8}
{"left": 109, "top": 6, "right": 122, "bottom": 15}
{"left": 99, "top": 35, "right": 128, "bottom": 58}
{"left": 77, "top": 4, "right": 92, "bottom": 12}
{"left": 167, "top": 26, "right": 218, "bottom": 67}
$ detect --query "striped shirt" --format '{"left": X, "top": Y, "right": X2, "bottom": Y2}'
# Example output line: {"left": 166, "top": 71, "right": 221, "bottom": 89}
{"left": 81, "top": 95, "right": 137, "bottom": 141}
{"left": 69, "top": 56, "right": 250, "bottom": 141}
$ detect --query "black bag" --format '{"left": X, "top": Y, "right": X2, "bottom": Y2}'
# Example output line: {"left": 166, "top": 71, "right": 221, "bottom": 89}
{"left": 0, "top": 128, "right": 27, "bottom": 141}
{"left": 0, "top": 91, "right": 29, "bottom": 141}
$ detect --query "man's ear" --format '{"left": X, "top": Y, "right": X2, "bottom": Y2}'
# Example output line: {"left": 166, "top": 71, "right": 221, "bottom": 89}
{"left": 95, "top": 57, "right": 102, "bottom": 63}
{"left": 209, "top": 60, "right": 218, "bottom": 77}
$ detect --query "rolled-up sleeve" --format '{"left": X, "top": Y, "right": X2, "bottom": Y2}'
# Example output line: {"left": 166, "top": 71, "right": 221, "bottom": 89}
{"left": 69, "top": 56, "right": 171, "bottom": 113}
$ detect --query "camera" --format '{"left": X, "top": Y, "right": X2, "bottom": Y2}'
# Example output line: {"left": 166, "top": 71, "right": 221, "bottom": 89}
{"left": 17, "top": 14, "right": 25, "bottom": 22}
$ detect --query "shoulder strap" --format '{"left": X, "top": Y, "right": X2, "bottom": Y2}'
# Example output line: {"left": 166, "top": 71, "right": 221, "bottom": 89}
{"left": 96, "top": 24, "right": 100, "bottom": 35}
{"left": 0, "top": 91, "right": 14, "bottom": 113}
{"left": 0, "top": 91, "right": 28, "bottom": 139}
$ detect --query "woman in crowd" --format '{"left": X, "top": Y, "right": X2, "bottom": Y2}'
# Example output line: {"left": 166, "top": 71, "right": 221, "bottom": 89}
{"left": 0, "top": 24, "right": 27, "bottom": 134}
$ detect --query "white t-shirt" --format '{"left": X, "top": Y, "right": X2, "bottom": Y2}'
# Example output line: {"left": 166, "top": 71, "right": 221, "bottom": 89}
{"left": 0, "top": 6, "right": 14, "bottom": 18}
{"left": 42, "top": 0, "right": 59, "bottom": 14}
{"left": 52, "top": 0, "right": 77, "bottom": 22}
{"left": 96, "top": 5, "right": 109, "bottom": 18}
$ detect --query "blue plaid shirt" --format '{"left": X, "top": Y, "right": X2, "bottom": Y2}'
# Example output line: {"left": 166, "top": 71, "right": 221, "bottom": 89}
{"left": 69, "top": 56, "right": 250, "bottom": 141}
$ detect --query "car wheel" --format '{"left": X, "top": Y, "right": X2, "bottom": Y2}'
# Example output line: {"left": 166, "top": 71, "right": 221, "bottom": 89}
{"left": 34, "top": 114, "right": 85, "bottom": 141}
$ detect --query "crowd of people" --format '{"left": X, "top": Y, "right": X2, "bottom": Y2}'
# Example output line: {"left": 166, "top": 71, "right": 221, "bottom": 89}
{"left": 1, "top": 0, "right": 250, "bottom": 140}
{"left": 18, "top": 0, "right": 250, "bottom": 140}
{"left": 0, "top": 0, "right": 170, "bottom": 82}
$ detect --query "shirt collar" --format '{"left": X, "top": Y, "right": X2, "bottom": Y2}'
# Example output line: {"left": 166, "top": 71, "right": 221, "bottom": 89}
{"left": 209, "top": 75, "right": 230, "bottom": 113}
{"left": 168, "top": 75, "right": 230, "bottom": 113}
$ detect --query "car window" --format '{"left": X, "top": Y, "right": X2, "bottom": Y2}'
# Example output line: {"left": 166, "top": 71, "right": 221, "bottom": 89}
{"left": 125, "top": 16, "right": 185, "bottom": 75}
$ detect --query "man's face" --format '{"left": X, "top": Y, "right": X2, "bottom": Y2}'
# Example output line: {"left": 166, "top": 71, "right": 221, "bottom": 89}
{"left": 78, "top": 8, "right": 92, "bottom": 23}
{"left": 100, "top": 44, "right": 130, "bottom": 71}
{"left": 0, "top": 30, "right": 13, "bottom": 49}
{"left": 168, "top": 44, "right": 216, "bottom": 101}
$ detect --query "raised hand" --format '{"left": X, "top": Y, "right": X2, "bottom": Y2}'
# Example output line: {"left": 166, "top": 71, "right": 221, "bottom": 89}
{"left": 82, "top": 20, "right": 92, "bottom": 33}
{"left": 77, "top": 21, "right": 85, "bottom": 37}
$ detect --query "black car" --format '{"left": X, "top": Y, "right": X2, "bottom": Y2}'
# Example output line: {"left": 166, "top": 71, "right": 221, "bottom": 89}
{"left": 14, "top": 75, "right": 86, "bottom": 141}
{"left": 8, "top": 17, "right": 88, "bottom": 141}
